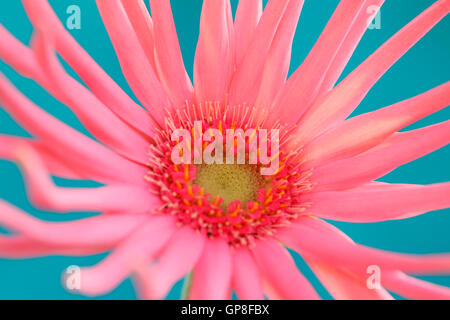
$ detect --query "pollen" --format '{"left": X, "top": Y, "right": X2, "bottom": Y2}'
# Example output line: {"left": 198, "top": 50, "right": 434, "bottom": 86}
{"left": 195, "top": 163, "right": 265, "bottom": 210}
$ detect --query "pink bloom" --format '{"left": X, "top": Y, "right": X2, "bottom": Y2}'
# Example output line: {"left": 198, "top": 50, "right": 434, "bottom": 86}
{"left": 0, "top": 0, "right": 449, "bottom": 300}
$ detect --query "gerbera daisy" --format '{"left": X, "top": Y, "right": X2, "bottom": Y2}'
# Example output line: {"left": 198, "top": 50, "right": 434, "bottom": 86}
{"left": 0, "top": 0, "right": 449, "bottom": 300}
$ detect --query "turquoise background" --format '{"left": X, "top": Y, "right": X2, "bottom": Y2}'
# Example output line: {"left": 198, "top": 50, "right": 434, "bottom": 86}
{"left": 0, "top": 0, "right": 448, "bottom": 299}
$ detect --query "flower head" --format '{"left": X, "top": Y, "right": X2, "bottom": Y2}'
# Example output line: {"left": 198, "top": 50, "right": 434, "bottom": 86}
{"left": 0, "top": 0, "right": 449, "bottom": 300}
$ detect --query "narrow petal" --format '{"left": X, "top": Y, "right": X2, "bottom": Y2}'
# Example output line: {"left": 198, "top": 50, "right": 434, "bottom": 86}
{"left": 12, "top": 145, "right": 156, "bottom": 213}
{"left": 234, "top": 0, "right": 262, "bottom": 66}
{"left": 312, "top": 121, "right": 450, "bottom": 191}
{"left": 79, "top": 215, "right": 176, "bottom": 296}
{"left": 138, "top": 226, "right": 206, "bottom": 299}
{"left": 96, "top": 0, "right": 169, "bottom": 126}
{"left": 0, "top": 134, "right": 80, "bottom": 179}
{"left": 289, "top": 0, "right": 450, "bottom": 146}
{"left": 277, "top": 217, "right": 450, "bottom": 274}
{"left": 0, "top": 200, "right": 146, "bottom": 247}
{"left": 318, "top": 0, "right": 385, "bottom": 94}
{"left": 22, "top": 0, "right": 153, "bottom": 137}
{"left": 306, "top": 259, "right": 393, "bottom": 300}
{"left": 228, "top": 0, "right": 291, "bottom": 107}
{"left": 0, "top": 73, "right": 147, "bottom": 185}
{"left": 269, "top": 0, "right": 365, "bottom": 127}
{"left": 383, "top": 270, "right": 450, "bottom": 300}
{"left": 231, "top": 247, "right": 264, "bottom": 300}
{"left": 304, "top": 82, "right": 450, "bottom": 167}
{"left": 305, "top": 182, "right": 450, "bottom": 222}
{"left": 149, "top": 0, "right": 193, "bottom": 108}
{"left": 194, "top": 0, "right": 234, "bottom": 103}
{"left": 120, "top": 0, "right": 157, "bottom": 71}
{"left": 33, "top": 33, "right": 151, "bottom": 163}
{"left": 190, "top": 238, "right": 232, "bottom": 300}
{"left": 255, "top": 0, "right": 304, "bottom": 109}
{"left": 0, "top": 24, "right": 41, "bottom": 79}
{"left": 0, "top": 235, "right": 111, "bottom": 258}
{"left": 252, "top": 239, "right": 320, "bottom": 299}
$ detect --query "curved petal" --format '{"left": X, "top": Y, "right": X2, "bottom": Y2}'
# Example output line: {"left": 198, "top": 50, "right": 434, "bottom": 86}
{"left": 13, "top": 145, "right": 156, "bottom": 213}
{"left": 0, "top": 235, "right": 111, "bottom": 258}
{"left": 149, "top": 0, "right": 193, "bottom": 108}
{"left": 0, "top": 200, "right": 147, "bottom": 247}
{"left": 0, "top": 134, "right": 81, "bottom": 179}
{"left": 0, "top": 73, "right": 147, "bottom": 185}
{"left": 289, "top": 0, "right": 450, "bottom": 146}
{"left": 96, "top": 0, "right": 169, "bottom": 126}
{"left": 194, "top": 0, "right": 234, "bottom": 104}
{"left": 305, "top": 182, "right": 450, "bottom": 222}
{"left": 252, "top": 239, "right": 319, "bottom": 299}
{"left": 228, "top": 0, "right": 291, "bottom": 107}
{"left": 277, "top": 217, "right": 450, "bottom": 275}
{"left": 312, "top": 121, "right": 450, "bottom": 191}
{"left": 255, "top": 0, "right": 304, "bottom": 110}
{"left": 306, "top": 259, "right": 393, "bottom": 300}
{"left": 22, "top": 0, "right": 153, "bottom": 137}
{"left": 304, "top": 82, "right": 450, "bottom": 167}
{"left": 33, "top": 33, "right": 151, "bottom": 163}
{"left": 383, "top": 270, "right": 450, "bottom": 300}
{"left": 79, "top": 215, "right": 176, "bottom": 296}
{"left": 0, "top": 24, "right": 41, "bottom": 79}
{"left": 269, "top": 0, "right": 365, "bottom": 127}
{"left": 231, "top": 247, "right": 264, "bottom": 300}
{"left": 136, "top": 226, "right": 206, "bottom": 299}
{"left": 189, "top": 238, "right": 232, "bottom": 300}
{"left": 234, "top": 0, "right": 262, "bottom": 66}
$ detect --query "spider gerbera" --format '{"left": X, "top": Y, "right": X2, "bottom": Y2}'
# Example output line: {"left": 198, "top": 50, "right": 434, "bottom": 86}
{"left": 0, "top": 0, "right": 449, "bottom": 300}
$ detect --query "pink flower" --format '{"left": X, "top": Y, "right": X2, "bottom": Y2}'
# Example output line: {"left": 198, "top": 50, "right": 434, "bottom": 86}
{"left": 0, "top": 0, "right": 449, "bottom": 300}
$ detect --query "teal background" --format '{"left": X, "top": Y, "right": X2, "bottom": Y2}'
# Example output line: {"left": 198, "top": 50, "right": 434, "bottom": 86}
{"left": 0, "top": 0, "right": 448, "bottom": 299}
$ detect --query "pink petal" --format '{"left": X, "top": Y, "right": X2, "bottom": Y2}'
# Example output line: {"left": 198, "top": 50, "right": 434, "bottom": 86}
{"left": 149, "top": 0, "right": 193, "bottom": 108}
{"left": 120, "top": 0, "right": 157, "bottom": 71}
{"left": 289, "top": 0, "right": 449, "bottom": 146}
{"left": 0, "top": 24, "right": 41, "bottom": 79}
{"left": 190, "top": 238, "right": 232, "bottom": 300}
{"left": 21, "top": 0, "right": 153, "bottom": 137}
{"left": 228, "top": 0, "right": 291, "bottom": 107}
{"left": 306, "top": 259, "right": 393, "bottom": 300}
{"left": 269, "top": 0, "right": 365, "bottom": 127}
{"left": 252, "top": 239, "right": 320, "bottom": 299}
{"left": 0, "top": 200, "right": 146, "bottom": 247}
{"left": 383, "top": 271, "right": 450, "bottom": 300}
{"left": 234, "top": 0, "right": 262, "bottom": 66}
{"left": 255, "top": 0, "right": 304, "bottom": 110}
{"left": 0, "top": 74, "right": 147, "bottom": 185}
{"left": 312, "top": 120, "right": 450, "bottom": 191}
{"left": 32, "top": 33, "right": 151, "bottom": 164}
{"left": 231, "top": 247, "right": 264, "bottom": 300}
{"left": 136, "top": 226, "right": 206, "bottom": 299}
{"left": 304, "top": 82, "right": 450, "bottom": 167}
{"left": 305, "top": 182, "right": 450, "bottom": 222}
{"left": 194, "top": 0, "right": 234, "bottom": 104}
{"left": 0, "top": 135, "right": 80, "bottom": 179}
{"left": 96, "top": 0, "right": 169, "bottom": 126}
{"left": 318, "top": 0, "right": 385, "bottom": 94}
{"left": 12, "top": 145, "right": 156, "bottom": 213}
{"left": 277, "top": 217, "right": 450, "bottom": 274}
{"left": 79, "top": 215, "right": 176, "bottom": 296}
{"left": 0, "top": 235, "right": 111, "bottom": 258}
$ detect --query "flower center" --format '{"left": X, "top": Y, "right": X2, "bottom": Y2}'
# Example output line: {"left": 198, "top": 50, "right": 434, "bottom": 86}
{"left": 146, "top": 103, "right": 312, "bottom": 247}
{"left": 194, "top": 163, "right": 265, "bottom": 210}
